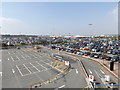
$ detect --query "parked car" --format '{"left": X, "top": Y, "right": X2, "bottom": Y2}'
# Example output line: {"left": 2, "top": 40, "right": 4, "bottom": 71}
{"left": 111, "top": 56, "right": 119, "bottom": 62}
{"left": 16, "top": 47, "right": 20, "bottom": 49}
{"left": 105, "top": 56, "right": 112, "bottom": 61}
{"left": 112, "top": 50, "right": 118, "bottom": 55}
{"left": 107, "top": 49, "right": 113, "bottom": 54}
{"left": 90, "top": 53, "right": 96, "bottom": 57}
{"left": 93, "top": 53, "right": 102, "bottom": 58}
{"left": 84, "top": 52, "right": 91, "bottom": 56}
{"left": 99, "top": 54, "right": 107, "bottom": 59}
{"left": 80, "top": 51, "right": 85, "bottom": 55}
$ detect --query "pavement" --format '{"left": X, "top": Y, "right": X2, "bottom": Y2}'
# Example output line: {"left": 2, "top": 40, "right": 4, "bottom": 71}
{"left": 39, "top": 45, "right": 119, "bottom": 88}
{"left": 31, "top": 47, "right": 88, "bottom": 88}
{"left": 42, "top": 58, "right": 87, "bottom": 88}
{"left": 2, "top": 48, "right": 60, "bottom": 88}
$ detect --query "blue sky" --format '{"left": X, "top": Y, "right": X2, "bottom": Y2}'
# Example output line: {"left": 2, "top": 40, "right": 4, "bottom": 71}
{"left": 1, "top": 2, "right": 118, "bottom": 35}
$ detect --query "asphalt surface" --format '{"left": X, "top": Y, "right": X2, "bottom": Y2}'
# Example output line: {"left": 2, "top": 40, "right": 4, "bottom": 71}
{"left": 2, "top": 46, "right": 119, "bottom": 89}
{"left": 2, "top": 48, "right": 60, "bottom": 88}
{"left": 42, "top": 56, "right": 87, "bottom": 88}
{"left": 2, "top": 47, "right": 88, "bottom": 88}
{"left": 0, "top": 50, "right": 2, "bottom": 90}
{"left": 40, "top": 46, "right": 119, "bottom": 88}
{"left": 34, "top": 48, "right": 88, "bottom": 88}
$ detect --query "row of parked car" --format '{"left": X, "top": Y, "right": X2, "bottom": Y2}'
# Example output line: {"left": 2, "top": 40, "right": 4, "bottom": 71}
{"left": 50, "top": 42, "right": 120, "bottom": 62}
{"left": 62, "top": 39, "right": 119, "bottom": 54}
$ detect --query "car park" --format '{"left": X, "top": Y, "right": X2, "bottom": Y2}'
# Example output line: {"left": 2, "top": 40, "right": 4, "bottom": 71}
{"left": 49, "top": 39, "right": 120, "bottom": 62}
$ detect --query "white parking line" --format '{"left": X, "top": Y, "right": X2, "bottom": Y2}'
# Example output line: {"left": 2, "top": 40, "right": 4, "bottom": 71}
{"left": 100, "top": 70, "right": 105, "bottom": 75}
{"left": 36, "top": 61, "right": 52, "bottom": 76}
{"left": 40, "top": 59, "right": 48, "bottom": 65}
{"left": 21, "top": 67, "right": 52, "bottom": 77}
{"left": 8, "top": 58, "right": 9, "bottom": 61}
{"left": 89, "top": 69, "right": 92, "bottom": 74}
{"left": 12, "top": 69, "right": 15, "bottom": 73}
{"left": 30, "top": 63, "right": 40, "bottom": 72}
{"left": 36, "top": 61, "right": 47, "bottom": 70}
{"left": 11, "top": 56, "right": 14, "bottom": 61}
{"left": 31, "top": 54, "right": 37, "bottom": 58}
{"left": 94, "top": 70, "right": 100, "bottom": 78}
{"left": 8, "top": 52, "right": 10, "bottom": 55}
{"left": 46, "top": 59, "right": 51, "bottom": 62}
{"left": 58, "top": 85, "right": 65, "bottom": 88}
{"left": 0, "top": 72, "right": 2, "bottom": 76}
{"left": 76, "top": 69, "right": 78, "bottom": 74}
{"left": 16, "top": 56, "right": 20, "bottom": 61}
{"left": 26, "top": 55, "right": 31, "bottom": 59}
{"left": 23, "top": 64, "right": 31, "bottom": 74}
{"left": 16, "top": 65, "right": 23, "bottom": 76}
{"left": 0, "top": 59, "right": 1, "bottom": 62}
{"left": 21, "top": 55, "right": 26, "bottom": 60}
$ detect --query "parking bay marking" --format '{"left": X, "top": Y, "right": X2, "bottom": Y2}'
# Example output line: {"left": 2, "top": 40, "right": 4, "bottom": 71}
{"left": 89, "top": 69, "right": 92, "bottom": 74}
{"left": 100, "top": 70, "right": 105, "bottom": 75}
{"left": 94, "top": 70, "right": 103, "bottom": 79}
{"left": 36, "top": 61, "right": 47, "bottom": 70}
{"left": 23, "top": 64, "right": 32, "bottom": 74}
{"left": 21, "top": 55, "right": 26, "bottom": 60}
{"left": 36, "top": 61, "right": 52, "bottom": 76}
{"left": 94, "top": 70, "right": 100, "bottom": 78}
{"left": 76, "top": 69, "right": 78, "bottom": 74}
{"left": 29, "top": 63, "right": 40, "bottom": 72}
{"left": 11, "top": 56, "right": 14, "bottom": 61}
{"left": 16, "top": 56, "right": 20, "bottom": 61}
{"left": 58, "top": 85, "right": 65, "bottom": 88}
{"left": 16, "top": 65, "right": 23, "bottom": 76}
{"left": 12, "top": 69, "right": 15, "bottom": 73}
{"left": 0, "top": 72, "right": 2, "bottom": 76}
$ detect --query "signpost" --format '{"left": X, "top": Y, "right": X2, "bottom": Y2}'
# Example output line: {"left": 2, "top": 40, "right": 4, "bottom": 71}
{"left": 65, "top": 61, "right": 69, "bottom": 66}
{"left": 105, "top": 75, "right": 110, "bottom": 82}
{"left": 89, "top": 75, "right": 94, "bottom": 82}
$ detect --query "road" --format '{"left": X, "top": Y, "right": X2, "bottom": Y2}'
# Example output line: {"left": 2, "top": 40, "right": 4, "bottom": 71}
{"left": 40, "top": 46, "right": 119, "bottom": 88}
{"left": 42, "top": 54, "right": 87, "bottom": 88}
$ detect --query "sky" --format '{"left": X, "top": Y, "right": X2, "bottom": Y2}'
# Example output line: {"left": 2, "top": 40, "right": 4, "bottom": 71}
{"left": 1, "top": 2, "right": 118, "bottom": 35}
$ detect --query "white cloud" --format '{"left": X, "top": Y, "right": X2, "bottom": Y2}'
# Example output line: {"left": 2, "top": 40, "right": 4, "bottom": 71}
{"left": 111, "top": 6, "right": 118, "bottom": 22}
{"left": 0, "top": 17, "right": 27, "bottom": 34}
{"left": 0, "top": 17, "right": 22, "bottom": 24}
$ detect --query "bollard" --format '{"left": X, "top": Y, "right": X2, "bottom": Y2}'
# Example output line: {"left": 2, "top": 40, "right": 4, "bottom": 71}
{"left": 110, "top": 61, "right": 114, "bottom": 71}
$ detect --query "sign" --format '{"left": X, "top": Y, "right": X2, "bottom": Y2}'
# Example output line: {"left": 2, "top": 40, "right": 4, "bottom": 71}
{"left": 105, "top": 75, "right": 110, "bottom": 82}
{"left": 89, "top": 75, "right": 94, "bottom": 82}
{"left": 65, "top": 61, "right": 69, "bottom": 66}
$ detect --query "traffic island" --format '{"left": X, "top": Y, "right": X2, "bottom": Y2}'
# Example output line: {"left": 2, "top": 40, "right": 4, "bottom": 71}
{"left": 49, "top": 60, "right": 71, "bottom": 73}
